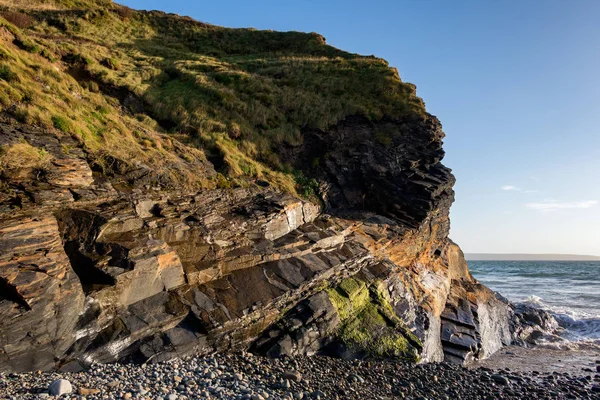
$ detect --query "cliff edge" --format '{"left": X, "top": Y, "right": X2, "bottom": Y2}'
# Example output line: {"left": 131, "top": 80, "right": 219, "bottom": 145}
{"left": 0, "top": 1, "right": 524, "bottom": 372}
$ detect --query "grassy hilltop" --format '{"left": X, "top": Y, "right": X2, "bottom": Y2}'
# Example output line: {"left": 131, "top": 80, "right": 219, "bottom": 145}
{"left": 0, "top": 0, "right": 427, "bottom": 193}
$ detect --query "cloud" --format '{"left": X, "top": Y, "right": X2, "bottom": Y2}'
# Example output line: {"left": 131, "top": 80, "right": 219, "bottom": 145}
{"left": 525, "top": 200, "right": 598, "bottom": 212}
{"left": 502, "top": 185, "right": 538, "bottom": 193}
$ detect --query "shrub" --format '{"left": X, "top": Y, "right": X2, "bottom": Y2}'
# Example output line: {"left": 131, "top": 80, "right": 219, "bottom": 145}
{"left": 293, "top": 170, "right": 319, "bottom": 198}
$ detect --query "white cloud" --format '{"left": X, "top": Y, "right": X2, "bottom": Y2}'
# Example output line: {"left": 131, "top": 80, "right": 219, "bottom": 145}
{"left": 502, "top": 185, "right": 538, "bottom": 193}
{"left": 525, "top": 200, "right": 598, "bottom": 212}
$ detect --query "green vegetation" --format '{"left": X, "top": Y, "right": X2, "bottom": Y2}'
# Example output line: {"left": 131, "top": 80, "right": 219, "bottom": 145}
{"left": 51, "top": 115, "right": 73, "bottom": 132}
{"left": 0, "top": 65, "right": 17, "bottom": 82}
{"left": 326, "top": 277, "right": 421, "bottom": 361}
{"left": 0, "top": 0, "right": 428, "bottom": 193}
{"left": 0, "top": 140, "right": 53, "bottom": 173}
{"left": 293, "top": 171, "right": 319, "bottom": 198}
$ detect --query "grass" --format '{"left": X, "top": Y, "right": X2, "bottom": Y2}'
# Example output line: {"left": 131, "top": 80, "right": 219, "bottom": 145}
{"left": 51, "top": 115, "right": 73, "bottom": 132}
{"left": 0, "top": 140, "right": 53, "bottom": 172}
{"left": 0, "top": 65, "right": 17, "bottom": 81}
{"left": 326, "top": 277, "right": 421, "bottom": 361}
{"left": 0, "top": 0, "right": 429, "bottom": 194}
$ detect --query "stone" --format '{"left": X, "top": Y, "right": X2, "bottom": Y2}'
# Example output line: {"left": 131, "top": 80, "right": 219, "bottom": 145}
{"left": 283, "top": 370, "right": 302, "bottom": 382}
{"left": 491, "top": 374, "right": 510, "bottom": 385}
{"left": 107, "top": 380, "right": 120, "bottom": 388}
{"left": 78, "top": 387, "right": 101, "bottom": 395}
{"left": 48, "top": 379, "right": 72, "bottom": 396}
{"left": 348, "top": 374, "right": 365, "bottom": 384}
{"left": 46, "top": 158, "right": 94, "bottom": 188}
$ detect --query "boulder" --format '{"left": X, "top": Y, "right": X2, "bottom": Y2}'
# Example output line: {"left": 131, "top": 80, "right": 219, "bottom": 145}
{"left": 48, "top": 379, "right": 72, "bottom": 396}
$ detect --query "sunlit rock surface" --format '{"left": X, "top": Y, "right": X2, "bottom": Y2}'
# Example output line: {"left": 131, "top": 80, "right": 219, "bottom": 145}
{"left": 0, "top": 115, "right": 526, "bottom": 372}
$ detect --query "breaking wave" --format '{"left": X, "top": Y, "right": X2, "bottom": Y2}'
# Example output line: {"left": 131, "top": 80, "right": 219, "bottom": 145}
{"left": 469, "top": 260, "right": 600, "bottom": 348}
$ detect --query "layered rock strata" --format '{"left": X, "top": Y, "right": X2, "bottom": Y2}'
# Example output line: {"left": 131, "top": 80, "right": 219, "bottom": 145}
{"left": 0, "top": 115, "right": 524, "bottom": 372}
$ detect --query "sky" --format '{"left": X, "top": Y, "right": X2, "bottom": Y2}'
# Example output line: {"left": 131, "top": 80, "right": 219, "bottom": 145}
{"left": 120, "top": 0, "right": 600, "bottom": 256}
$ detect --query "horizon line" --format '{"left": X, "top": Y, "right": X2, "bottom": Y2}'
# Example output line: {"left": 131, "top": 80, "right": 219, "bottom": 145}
{"left": 465, "top": 252, "right": 600, "bottom": 260}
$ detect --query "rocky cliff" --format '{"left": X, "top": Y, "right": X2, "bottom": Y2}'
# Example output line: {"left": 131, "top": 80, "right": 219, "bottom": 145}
{"left": 0, "top": 1, "right": 535, "bottom": 373}
{"left": 0, "top": 112, "right": 520, "bottom": 372}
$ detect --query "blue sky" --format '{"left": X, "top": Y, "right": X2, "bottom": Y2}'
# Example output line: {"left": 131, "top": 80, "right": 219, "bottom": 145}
{"left": 120, "top": 0, "right": 600, "bottom": 256}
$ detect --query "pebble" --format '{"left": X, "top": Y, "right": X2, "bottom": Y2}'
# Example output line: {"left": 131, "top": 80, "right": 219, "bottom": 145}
{"left": 48, "top": 379, "right": 72, "bottom": 396}
{"left": 107, "top": 380, "right": 119, "bottom": 388}
{"left": 348, "top": 373, "right": 365, "bottom": 383}
{"left": 0, "top": 353, "right": 597, "bottom": 400}
{"left": 78, "top": 387, "right": 100, "bottom": 395}
{"left": 282, "top": 370, "right": 302, "bottom": 382}
{"left": 492, "top": 374, "right": 510, "bottom": 385}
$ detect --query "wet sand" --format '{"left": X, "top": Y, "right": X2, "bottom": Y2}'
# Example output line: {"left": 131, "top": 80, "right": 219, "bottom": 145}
{"left": 469, "top": 345, "right": 600, "bottom": 376}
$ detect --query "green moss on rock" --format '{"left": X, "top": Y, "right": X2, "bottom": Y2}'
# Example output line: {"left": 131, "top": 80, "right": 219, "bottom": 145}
{"left": 326, "top": 277, "right": 421, "bottom": 361}
{"left": 326, "top": 279, "right": 369, "bottom": 321}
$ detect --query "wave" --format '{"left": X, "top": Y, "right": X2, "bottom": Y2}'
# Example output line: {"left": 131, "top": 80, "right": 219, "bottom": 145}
{"left": 517, "top": 295, "right": 600, "bottom": 346}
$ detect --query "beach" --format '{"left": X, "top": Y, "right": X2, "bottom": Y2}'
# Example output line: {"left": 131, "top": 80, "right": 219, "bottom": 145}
{"left": 1, "top": 352, "right": 599, "bottom": 399}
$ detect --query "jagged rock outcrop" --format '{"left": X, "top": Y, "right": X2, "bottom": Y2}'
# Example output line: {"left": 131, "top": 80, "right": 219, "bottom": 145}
{"left": 0, "top": 112, "right": 524, "bottom": 372}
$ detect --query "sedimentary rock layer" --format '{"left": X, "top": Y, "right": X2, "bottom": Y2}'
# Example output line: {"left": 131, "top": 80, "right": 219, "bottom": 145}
{"left": 0, "top": 115, "right": 519, "bottom": 372}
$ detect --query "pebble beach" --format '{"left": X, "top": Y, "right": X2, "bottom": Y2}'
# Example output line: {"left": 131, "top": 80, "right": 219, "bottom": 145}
{"left": 2, "top": 352, "right": 599, "bottom": 400}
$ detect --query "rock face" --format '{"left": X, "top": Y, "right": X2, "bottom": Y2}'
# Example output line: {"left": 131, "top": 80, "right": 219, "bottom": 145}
{"left": 0, "top": 114, "right": 529, "bottom": 372}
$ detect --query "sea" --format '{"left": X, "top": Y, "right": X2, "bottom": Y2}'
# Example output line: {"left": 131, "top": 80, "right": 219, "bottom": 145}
{"left": 468, "top": 260, "right": 600, "bottom": 347}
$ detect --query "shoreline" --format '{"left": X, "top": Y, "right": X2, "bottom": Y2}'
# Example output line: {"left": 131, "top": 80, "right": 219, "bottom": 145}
{"left": 469, "top": 344, "right": 600, "bottom": 376}
{"left": 1, "top": 351, "right": 598, "bottom": 399}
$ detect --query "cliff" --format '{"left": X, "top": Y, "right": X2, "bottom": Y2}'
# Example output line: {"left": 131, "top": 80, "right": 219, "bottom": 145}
{"left": 0, "top": 1, "right": 531, "bottom": 372}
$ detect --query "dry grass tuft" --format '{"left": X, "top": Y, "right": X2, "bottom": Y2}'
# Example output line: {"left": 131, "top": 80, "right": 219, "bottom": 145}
{"left": 0, "top": 141, "right": 53, "bottom": 172}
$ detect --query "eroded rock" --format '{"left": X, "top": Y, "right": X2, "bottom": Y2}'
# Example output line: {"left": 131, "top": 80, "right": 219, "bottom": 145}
{"left": 0, "top": 215, "right": 85, "bottom": 372}
{"left": 0, "top": 116, "right": 528, "bottom": 371}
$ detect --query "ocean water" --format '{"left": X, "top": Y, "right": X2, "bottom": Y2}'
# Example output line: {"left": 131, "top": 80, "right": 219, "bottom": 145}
{"left": 468, "top": 260, "right": 600, "bottom": 345}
